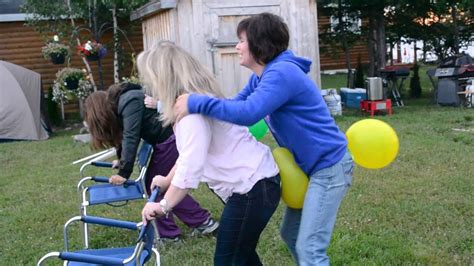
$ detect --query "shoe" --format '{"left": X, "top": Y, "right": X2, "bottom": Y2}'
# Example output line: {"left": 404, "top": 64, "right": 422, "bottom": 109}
{"left": 191, "top": 217, "right": 219, "bottom": 237}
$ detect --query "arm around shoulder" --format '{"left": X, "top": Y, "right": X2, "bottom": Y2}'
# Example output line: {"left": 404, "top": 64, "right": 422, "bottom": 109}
{"left": 188, "top": 68, "right": 292, "bottom": 125}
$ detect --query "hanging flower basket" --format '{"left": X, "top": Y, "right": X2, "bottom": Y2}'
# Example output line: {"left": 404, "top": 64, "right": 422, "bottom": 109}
{"left": 51, "top": 68, "right": 92, "bottom": 103}
{"left": 50, "top": 53, "right": 66, "bottom": 64}
{"left": 64, "top": 77, "right": 80, "bottom": 90}
{"left": 77, "top": 40, "right": 107, "bottom": 61}
{"left": 42, "top": 35, "right": 69, "bottom": 65}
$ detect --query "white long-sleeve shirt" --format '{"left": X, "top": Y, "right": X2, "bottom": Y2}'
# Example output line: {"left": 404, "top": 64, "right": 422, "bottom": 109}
{"left": 171, "top": 114, "right": 279, "bottom": 202}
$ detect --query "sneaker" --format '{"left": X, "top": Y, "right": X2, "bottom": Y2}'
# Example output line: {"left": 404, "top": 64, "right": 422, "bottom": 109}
{"left": 191, "top": 217, "right": 219, "bottom": 237}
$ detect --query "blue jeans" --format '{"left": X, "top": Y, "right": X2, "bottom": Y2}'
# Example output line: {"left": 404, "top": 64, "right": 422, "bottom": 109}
{"left": 214, "top": 175, "right": 280, "bottom": 266}
{"left": 280, "top": 152, "right": 353, "bottom": 266}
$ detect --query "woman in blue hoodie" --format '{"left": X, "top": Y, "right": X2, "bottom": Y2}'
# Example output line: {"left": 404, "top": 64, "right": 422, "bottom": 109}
{"left": 174, "top": 13, "right": 354, "bottom": 265}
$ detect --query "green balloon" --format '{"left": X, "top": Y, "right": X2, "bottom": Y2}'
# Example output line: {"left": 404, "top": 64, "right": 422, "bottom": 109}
{"left": 249, "top": 119, "right": 269, "bottom": 141}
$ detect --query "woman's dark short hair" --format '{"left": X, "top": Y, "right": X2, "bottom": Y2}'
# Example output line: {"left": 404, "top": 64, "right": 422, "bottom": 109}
{"left": 236, "top": 13, "right": 289, "bottom": 64}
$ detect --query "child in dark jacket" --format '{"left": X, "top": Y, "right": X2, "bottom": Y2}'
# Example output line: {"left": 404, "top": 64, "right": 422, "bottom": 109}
{"left": 84, "top": 82, "right": 218, "bottom": 241}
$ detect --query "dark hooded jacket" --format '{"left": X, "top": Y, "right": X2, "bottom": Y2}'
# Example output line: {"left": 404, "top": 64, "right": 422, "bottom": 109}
{"left": 116, "top": 84, "right": 173, "bottom": 179}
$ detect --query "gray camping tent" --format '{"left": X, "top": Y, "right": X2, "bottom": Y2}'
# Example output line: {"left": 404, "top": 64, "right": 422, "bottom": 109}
{"left": 0, "top": 60, "right": 49, "bottom": 141}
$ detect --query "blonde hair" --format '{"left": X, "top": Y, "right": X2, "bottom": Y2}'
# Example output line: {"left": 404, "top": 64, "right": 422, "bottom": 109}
{"left": 137, "top": 41, "right": 223, "bottom": 126}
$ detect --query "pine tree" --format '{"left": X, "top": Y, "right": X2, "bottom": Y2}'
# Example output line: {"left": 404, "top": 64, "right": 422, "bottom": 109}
{"left": 410, "top": 62, "right": 422, "bottom": 98}
{"left": 354, "top": 54, "right": 365, "bottom": 88}
{"left": 47, "top": 87, "right": 62, "bottom": 126}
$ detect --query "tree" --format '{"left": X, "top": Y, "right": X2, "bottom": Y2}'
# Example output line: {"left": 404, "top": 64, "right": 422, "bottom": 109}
{"left": 388, "top": 0, "right": 474, "bottom": 61}
{"left": 384, "top": 0, "right": 433, "bottom": 63}
{"left": 100, "top": 0, "right": 149, "bottom": 83}
{"left": 319, "top": 0, "right": 362, "bottom": 87}
{"left": 318, "top": 0, "right": 472, "bottom": 80}
{"left": 354, "top": 54, "right": 365, "bottom": 88}
{"left": 426, "top": 0, "right": 473, "bottom": 58}
{"left": 410, "top": 62, "right": 422, "bottom": 98}
{"left": 348, "top": 0, "right": 388, "bottom": 77}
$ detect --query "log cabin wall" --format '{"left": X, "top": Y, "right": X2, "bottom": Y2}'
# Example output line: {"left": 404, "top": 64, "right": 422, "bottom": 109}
{"left": 0, "top": 20, "right": 143, "bottom": 117}
{"left": 317, "top": 15, "right": 369, "bottom": 70}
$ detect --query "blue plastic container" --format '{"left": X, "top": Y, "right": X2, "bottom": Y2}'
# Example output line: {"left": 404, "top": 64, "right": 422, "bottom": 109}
{"left": 340, "top": 89, "right": 367, "bottom": 108}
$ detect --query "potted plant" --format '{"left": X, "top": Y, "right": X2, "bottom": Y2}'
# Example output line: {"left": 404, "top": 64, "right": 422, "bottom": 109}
{"left": 42, "top": 35, "right": 69, "bottom": 64}
{"left": 75, "top": 79, "right": 94, "bottom": 100}
{"left": 52, "top": 68, "right": 92, "bottom": 103}
{"left": 77, "top": 40, "right": 107, "bottom": 61}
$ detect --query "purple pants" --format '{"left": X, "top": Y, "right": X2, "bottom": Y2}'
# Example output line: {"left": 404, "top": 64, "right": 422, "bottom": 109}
{"left": 145, "top": 135, "right": 210, "bottom": 238}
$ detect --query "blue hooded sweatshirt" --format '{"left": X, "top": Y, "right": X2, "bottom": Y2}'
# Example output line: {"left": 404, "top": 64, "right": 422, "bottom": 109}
{"left": 188, "top": 50, "right": 347, "bottom": 176}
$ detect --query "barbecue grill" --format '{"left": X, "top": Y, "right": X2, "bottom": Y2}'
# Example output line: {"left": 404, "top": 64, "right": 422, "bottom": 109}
{"left": 380, "top": 65, "right": 410, "bottom": 107}
{"left": 433, "top": 54, "right": 474, "bottom": 106}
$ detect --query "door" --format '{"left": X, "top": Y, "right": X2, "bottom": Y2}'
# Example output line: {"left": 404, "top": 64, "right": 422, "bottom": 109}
{"left": 203, "top": 1, "right": 281, "bottom": 97}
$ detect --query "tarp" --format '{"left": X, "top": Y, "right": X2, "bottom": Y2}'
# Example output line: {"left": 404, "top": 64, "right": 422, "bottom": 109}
{"left": 0, "top": 60, "right": 49, "bottom": 141}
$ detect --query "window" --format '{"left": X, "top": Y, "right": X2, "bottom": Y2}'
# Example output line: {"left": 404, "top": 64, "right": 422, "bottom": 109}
{"left": 329, "top": 14, "right": 361, "bottom": 34}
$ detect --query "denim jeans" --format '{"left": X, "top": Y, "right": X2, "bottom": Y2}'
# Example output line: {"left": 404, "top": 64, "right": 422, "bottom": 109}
{"left": 280, "top": 152, "right": 353, "bottom": 266}
{"left": 214, "top": 175, "right": 280, "bottom": 266}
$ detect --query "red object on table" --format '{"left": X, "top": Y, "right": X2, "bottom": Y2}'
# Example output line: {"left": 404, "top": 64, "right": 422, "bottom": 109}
{"left": 360, "top": 99, "right": 392, "bottom": 116}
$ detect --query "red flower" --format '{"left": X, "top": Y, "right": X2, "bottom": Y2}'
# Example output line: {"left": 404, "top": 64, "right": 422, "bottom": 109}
{"left": 76, "top": 44, "right": 91, "bottom": 56}
{"left": 76, "top": 40, "right": 106, "bottom": 58}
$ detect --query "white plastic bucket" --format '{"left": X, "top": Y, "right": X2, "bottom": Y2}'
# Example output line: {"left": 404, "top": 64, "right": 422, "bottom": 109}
{"left": 324, "top": 89, "right": 342, "bottom": 116}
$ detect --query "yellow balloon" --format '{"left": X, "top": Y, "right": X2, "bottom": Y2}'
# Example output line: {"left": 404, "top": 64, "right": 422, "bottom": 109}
{"left": 346, "top": 119, "right": 399, "bottom": 169}
{"left": 272, "top": 147, "right": 308, "bottom": 209}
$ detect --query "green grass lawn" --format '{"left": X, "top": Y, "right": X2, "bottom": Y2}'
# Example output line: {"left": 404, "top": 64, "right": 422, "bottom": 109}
{"left": 1, "top": 79, "right": 473, "bottom": 264}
